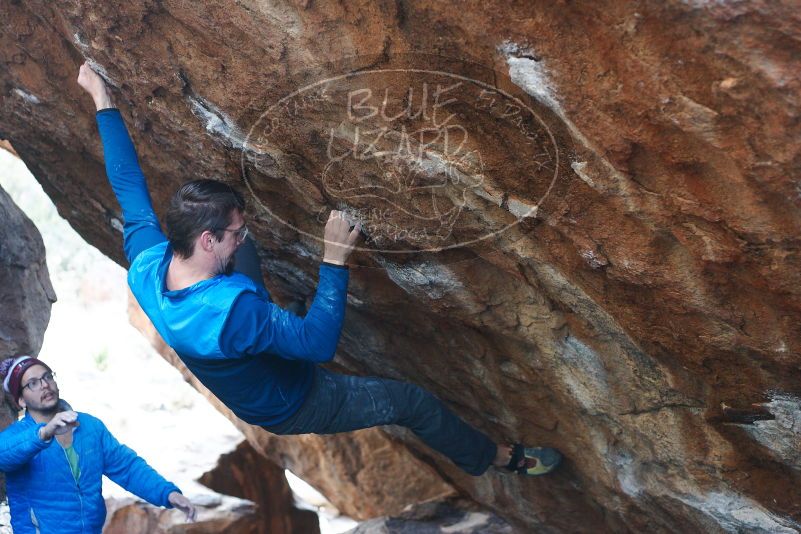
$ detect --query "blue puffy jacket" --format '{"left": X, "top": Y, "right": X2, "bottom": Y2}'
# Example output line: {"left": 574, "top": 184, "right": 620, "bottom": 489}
{"left": 0, "top": 410, "right": 180, "bottom": 533}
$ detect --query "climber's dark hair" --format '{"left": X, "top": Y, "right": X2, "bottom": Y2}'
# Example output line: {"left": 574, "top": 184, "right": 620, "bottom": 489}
{"left": 165, "top": 179, "right": 245, "bottom": 258}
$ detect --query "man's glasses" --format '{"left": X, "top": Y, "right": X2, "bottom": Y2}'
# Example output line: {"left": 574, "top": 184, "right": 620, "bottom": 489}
{"left": 215, "top": 224, "right": 249, "bottom": 244}
{"left": 22, "top": 371, "right": 57, "bottom": 392}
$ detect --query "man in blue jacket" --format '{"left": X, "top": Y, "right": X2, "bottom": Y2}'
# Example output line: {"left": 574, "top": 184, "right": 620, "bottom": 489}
{"left": 77, "top": 62, "right": 562, "bottom": 478}
{"left": 0, "top": 355, "right": 196, "bottom": 533}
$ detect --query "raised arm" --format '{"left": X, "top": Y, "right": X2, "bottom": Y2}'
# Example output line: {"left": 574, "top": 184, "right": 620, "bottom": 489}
{"left": 77, "top": 62, "right": 167, "bottom": 263}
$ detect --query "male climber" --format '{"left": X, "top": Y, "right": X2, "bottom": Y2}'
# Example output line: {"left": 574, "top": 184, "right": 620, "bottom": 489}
{"left": 77, "top": 61, "right": 561, "bottom": 478}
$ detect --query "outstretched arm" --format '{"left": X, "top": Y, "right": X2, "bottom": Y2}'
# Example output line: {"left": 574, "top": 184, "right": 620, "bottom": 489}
{"left": 100, "top": 420, "right": 196, "bottom": 521}
{"left": 100, "top": 420, "right": 184, "bottom": 510}
{"left": 0, "top": 423, "right": 52, "bottom": 472}
{"left": 78, "top": 62, "right": 167, "bottom": 263}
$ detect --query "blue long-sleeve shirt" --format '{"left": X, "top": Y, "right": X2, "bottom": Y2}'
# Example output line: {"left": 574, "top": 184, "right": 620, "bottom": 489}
{"left": 96, "top": 109, "right": 165, "bottom": 262}
{"left": 96, "top": 108, "right": 349, "bottom": 425}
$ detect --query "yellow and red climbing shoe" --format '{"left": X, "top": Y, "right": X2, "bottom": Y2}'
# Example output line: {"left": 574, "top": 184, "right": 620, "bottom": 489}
{"left": 506, "top": 443, "right": 563, "bottom": 476}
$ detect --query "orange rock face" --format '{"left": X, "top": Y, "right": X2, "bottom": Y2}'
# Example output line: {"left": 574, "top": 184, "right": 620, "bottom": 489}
{"left": 198, "top": 440, "right": 321, "bottom": 534}
{"left": 103, "top": 496, "right": 260, "bottom": 534}
{"left": 2, "top": 1, "right": 800, "bottom": 532}
{"left": 0, "top": 140, "right": 17, "bottom": 157}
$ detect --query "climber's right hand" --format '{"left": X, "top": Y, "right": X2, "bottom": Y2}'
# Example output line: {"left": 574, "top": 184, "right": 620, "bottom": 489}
{"left": 77, "top": 62, "right": 113, "bottom": 111}
{"left": 323, "top": 210, "right": 361, "bottom": 266}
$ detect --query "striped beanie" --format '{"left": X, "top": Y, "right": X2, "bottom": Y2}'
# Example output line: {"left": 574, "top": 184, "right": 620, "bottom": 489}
{"left": 0, "top": 356, "right": 52, "bottom": 403}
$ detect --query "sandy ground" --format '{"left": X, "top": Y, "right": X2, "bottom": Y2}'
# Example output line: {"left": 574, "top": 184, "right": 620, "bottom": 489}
{"left": 0, "top": 150, "right": 356, "bottom": 533}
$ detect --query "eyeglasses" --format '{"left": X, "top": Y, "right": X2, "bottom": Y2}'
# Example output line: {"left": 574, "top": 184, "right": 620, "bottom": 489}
{"left": 215, "top": 224, "right": 249, "bottom": 244}
{"left": 22, "top": 371, "right": 57, "bottom": 392}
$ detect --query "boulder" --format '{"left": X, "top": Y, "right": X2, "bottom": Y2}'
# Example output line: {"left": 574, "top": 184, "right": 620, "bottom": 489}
{"left": 103, "top": 495, "right": 259, "bottom": 534}
{"left": 0, "top": 170, "right": 56, "bottom": 499}
{"left": 198, "top": 440, "right": 320, "bottom": 534}
{"left": 346, "top": 498, "right": 513, "bottom": 534}
{"left": 2, "top": 1, "right": 800, "bottom": 531}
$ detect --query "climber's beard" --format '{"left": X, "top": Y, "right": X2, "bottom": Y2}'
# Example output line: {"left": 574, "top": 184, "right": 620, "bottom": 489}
{"left": 215, "top": 251, "right": 236, "bottom": 276}
{"left": 223, "top": 256, "right": 235, "bottom": 275}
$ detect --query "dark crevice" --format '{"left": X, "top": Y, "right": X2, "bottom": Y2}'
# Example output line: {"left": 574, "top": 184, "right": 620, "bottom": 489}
{"left": 712, "top": 402, "right": 775, "bottom": 425}
{"left": 619, "top": 402, "right": 704, "bottom": 416}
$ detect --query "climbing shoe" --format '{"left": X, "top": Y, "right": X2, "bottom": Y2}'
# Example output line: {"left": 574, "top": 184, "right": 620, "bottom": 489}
{"left": 505, "top": 443, "right": 562, "bottom": 476}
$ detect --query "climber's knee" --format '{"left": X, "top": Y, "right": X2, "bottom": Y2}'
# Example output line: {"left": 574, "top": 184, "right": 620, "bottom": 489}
{"left": 386, "top": 380, "right": 441, "bottom": 427}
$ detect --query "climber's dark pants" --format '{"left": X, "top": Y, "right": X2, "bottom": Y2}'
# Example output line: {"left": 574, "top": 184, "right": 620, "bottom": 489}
{"left": 235, "top": 238, "right": 497, "bottom": 476}
{"left": 265, "top": 367, "right": 498, "bottom": 476}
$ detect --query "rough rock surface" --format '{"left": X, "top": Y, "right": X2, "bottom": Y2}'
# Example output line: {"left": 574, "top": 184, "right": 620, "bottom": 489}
{"left": 198, "top": 440, "right": 320, "bottom": 534}
{"left": 0, "top": 175, "right": 56, "bottom": 499}
{"left": 2, "top": 1, "right": 801, "bottom": 532}
{"left": 0, "top": 183, "right": 55, "bottom": 370}
{"left": 347, "top": 498, "right": 513, "bottom": 534}
{"left": 129, "top": 294, "right": 456, "bottom": 521}
{"left": 0, "top": 140, "right": 17, "bottom": 157}
{"left": 103, "top": 495, "right": 258, "bottom": 534}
